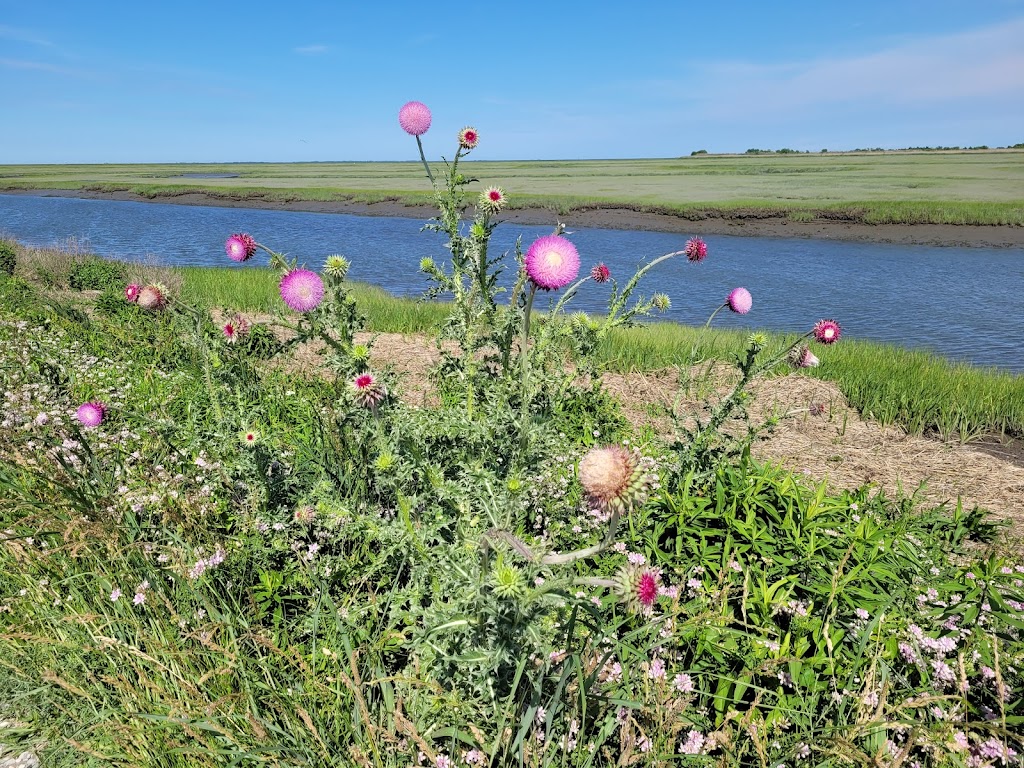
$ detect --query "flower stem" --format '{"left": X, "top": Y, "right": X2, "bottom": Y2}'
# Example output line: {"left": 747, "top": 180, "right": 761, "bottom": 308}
{"left": 518, "top": 283, "right": 538, "bottom": 454}
{"left": 415, "top": 136, "right": 434, "bottom": 184}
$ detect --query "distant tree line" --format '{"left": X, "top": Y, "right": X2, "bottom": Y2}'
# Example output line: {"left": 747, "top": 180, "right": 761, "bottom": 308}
{"left": 687, "top": 143, "right": 1023, "bottom": 156}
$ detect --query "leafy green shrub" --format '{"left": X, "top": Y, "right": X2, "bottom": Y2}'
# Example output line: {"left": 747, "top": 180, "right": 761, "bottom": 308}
{"left": 68, "top": 257, "right": 126, "bottom": 290}
{"left": 0, "top": 240, "right": 17, "bottom": 277}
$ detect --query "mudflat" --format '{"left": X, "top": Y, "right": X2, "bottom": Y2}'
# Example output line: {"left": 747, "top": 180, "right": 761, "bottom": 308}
{"left": 7, "top": 187, "right": 1024, "bottom": 248}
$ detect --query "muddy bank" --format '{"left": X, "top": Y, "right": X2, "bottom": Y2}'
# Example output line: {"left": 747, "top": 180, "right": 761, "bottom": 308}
{"left": 5, "top": 187, "right": 1024, "bottom": 248}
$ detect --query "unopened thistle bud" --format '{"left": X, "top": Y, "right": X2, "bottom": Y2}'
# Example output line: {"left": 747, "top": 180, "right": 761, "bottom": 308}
{"left": 578, "top": 445, "right": 656, "bottom": 516}
{"left": 324, "top": 254, "right": 350, "bottom": 279}
{"left": 652, "top": 293, "right": 671, "bottom": 312}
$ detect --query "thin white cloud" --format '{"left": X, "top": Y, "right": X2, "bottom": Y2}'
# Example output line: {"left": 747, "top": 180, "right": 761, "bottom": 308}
{"left": 688, "top": 17, "right": 1024, "bottom": 119}
{"left": 294, "top": 44, "right": 329, "bottom": 55}
{"left": 0, "top": 24, "right": 54, "bottom": 47}
{"left": 0, "top": 57, "right": 87, "bottom": 77}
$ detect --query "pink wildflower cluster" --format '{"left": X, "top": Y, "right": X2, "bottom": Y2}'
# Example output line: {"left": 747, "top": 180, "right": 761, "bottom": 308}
{"left": 678, "top": 730, "right": 706, "bottom": 755}
{"left": 189, "top": 547, "right": 227, "bottom": 579}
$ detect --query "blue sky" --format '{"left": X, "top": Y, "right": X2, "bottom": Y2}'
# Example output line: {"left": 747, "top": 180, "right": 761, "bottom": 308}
{"left": 1, "top": 0, "right": 1023, "bottom": 163}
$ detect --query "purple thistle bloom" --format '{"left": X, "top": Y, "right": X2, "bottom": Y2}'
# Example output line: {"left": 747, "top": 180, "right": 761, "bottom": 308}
{"left": 684, "top": 237, "right": 708, "bottom": 263}
{"left": 399, "top": 101, "right": 432, "bottom": 136}
{"left": 279, "top": 269, "right": 324, "bottom": 312}
{"left": 525, "top": 235, "right": 580, "bottom": 290}
{"left": 225, "top": 233, "right": 257, "bottom": 262}
{"left": 813, "top": 318, "right": 842, "bottom": 344}
{"left": 727, "top": 287, "right": 752, "bottom": 314}
{"left": 76, "top": 401, "right": 106, "bottom": 428}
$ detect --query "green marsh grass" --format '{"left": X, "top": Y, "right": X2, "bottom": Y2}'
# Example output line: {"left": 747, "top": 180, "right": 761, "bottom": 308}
{"left": 4, "top": 151, "right": 1024, "bottom": 226}
{"left": 180, "top": 266, "right": 449, "bottom": 333}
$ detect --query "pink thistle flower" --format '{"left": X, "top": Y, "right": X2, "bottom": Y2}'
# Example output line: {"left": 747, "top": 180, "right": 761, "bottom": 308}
{"left": 76, "top": 401, "right": 106, "bottom": 428}
{"left": 279, "top": 269, "right": 324, "bottom": 312}
{"left": 352, "top": 372, "right": 386, "bottom": 409}
{"left": 813, "top": 319, "right": 841, "bottom": 344}
{"left": 684, "top": 237, "right": 708, "bottom": 263}
{"left": 458, "top": 126, "right": 479, "bottom": 149}
{"left": 225, "top": 233, "right": 257, "bottom": 263}
{"left": 125, "top": 283, "right": 141, "bottom": 302}
{"left": 788, "top": 345, "right": 820, "bottom": 368}
{"left": 524, "top": 235, "right": 580, "bottom": 290}
{"left": 590, "top": 263, "right": 610, "bottom": 283}
{"left": 222, "top": 314, "right": 249, "bottom": 344}
{"left": 136, "top": 284, "right": 168, "bottom": 311}
{"left": 799, "top": 347, "right": 820, "bottom": 367}
{"left": 726, "top": 287, "right": 752, "bottom": 314}
{"left": 616, "top": 564, "right": 661, "bottom": 615}
{"left": 398, "top": 101, "right": 432, "bottom": 136}
{"left": 479, "top": 186, "right": 507, "bottom": 213}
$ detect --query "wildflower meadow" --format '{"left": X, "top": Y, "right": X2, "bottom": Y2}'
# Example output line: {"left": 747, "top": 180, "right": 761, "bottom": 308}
{"left": 0, "top": 104, "right": 1021, "bottom": 767}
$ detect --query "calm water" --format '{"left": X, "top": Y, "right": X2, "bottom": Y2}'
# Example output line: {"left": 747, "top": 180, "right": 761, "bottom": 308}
{"left": 2, "top": 193, "right": 1022, "bottom": 373}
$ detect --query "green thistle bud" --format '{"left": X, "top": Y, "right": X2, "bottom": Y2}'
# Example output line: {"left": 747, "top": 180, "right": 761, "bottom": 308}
{"left": 351, "top": 344, "right": 370, "bottom": 362}
{"left": 747, "top": 332, "right": 768, "bottom": 351}
{"left": 506, "top": 477, "right": 523, "bottom": 494}
{"left": 651, "top": 294, "right": 671, "bottom": 312}
{"left": 491, "top": 561, "right": 526, "bottom": 599}
{"left": 324, "top": 254, "right": 350, "bottom": 279}
{"left": 374, "top": 451, "right": 395, "bottom": 472}
{"left": 420, "top": 257, "right": 436, "bottom": 273}
{"left": 470, "top": 222, "right": 487, "bottom": 240}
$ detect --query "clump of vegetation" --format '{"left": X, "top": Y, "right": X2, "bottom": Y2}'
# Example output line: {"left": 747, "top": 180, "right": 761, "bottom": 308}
{"left": 1, "top": 104, "right": 1021, "bottom": 768}
{"left": 0, "top": 240, "right": 16, "bottom": 277}
{"left": 68, "top": 256, "right": 127, "bottom": 290}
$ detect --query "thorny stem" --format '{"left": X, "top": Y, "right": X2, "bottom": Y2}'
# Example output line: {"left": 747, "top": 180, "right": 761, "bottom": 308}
{"left": 415, "top": 135, "right": 434, "bottom": 184}
{"left": 518, "top": 283, "right": 538, "bottom": 454}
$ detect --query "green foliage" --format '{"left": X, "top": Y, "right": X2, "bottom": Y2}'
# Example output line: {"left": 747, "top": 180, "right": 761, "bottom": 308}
{"left": 0, "top": 240, "right": 16, "bottom": 277}
{"left": 1, "top": 123, "right": 1022, "bottom": 768}
{"left": 67, "top": 256, "right": 126, "bottom": 290}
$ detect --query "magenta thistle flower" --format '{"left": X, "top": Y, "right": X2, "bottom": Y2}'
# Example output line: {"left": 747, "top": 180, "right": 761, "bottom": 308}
{"left": 813, "top": 319, "right": 842, "bottom": 344}
{"left": 684, "top": 237, "right": 708, "bottom": 263}
{"left": 222, "top": 314, "right": 250, "bottom": 344}
{"left": 352, "top": 372, "right": 386, "bottom": 409}
{"left": 591, "top": 263, "right": 611, "bottom": 283}
{"left": 279, "top": 269, "right": 324, "bottom": 312}
{"left": 479, "top": 186, "right": 507, "bottom": 213}
{"left": 125, "top": 283, "right": 141, "bottom": 302}
{"left": 524, "top": 235, "right": 580, "bottom": 290}
{"left": 136, "top": 284, "right": 168, "bottom": 311}
{"left": 616, "top": 565, "right": 661, "bottom": 615}
{"left": 458, "top": 126, "right": 479, "bottom": 149}
{"left": 795, "top": 346, "right": 820, "bottom": 368}
{"left": 225, "top": 233, "right": 257, "bottom": 263}
{"left": 727, "top": 287, "right": 752, "bottom": 314}
{"left": 76, "top": 401, "right": 106, "bottom": 428}
{"left": 398, "top": 101, "right": 432, "bottom": 136}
